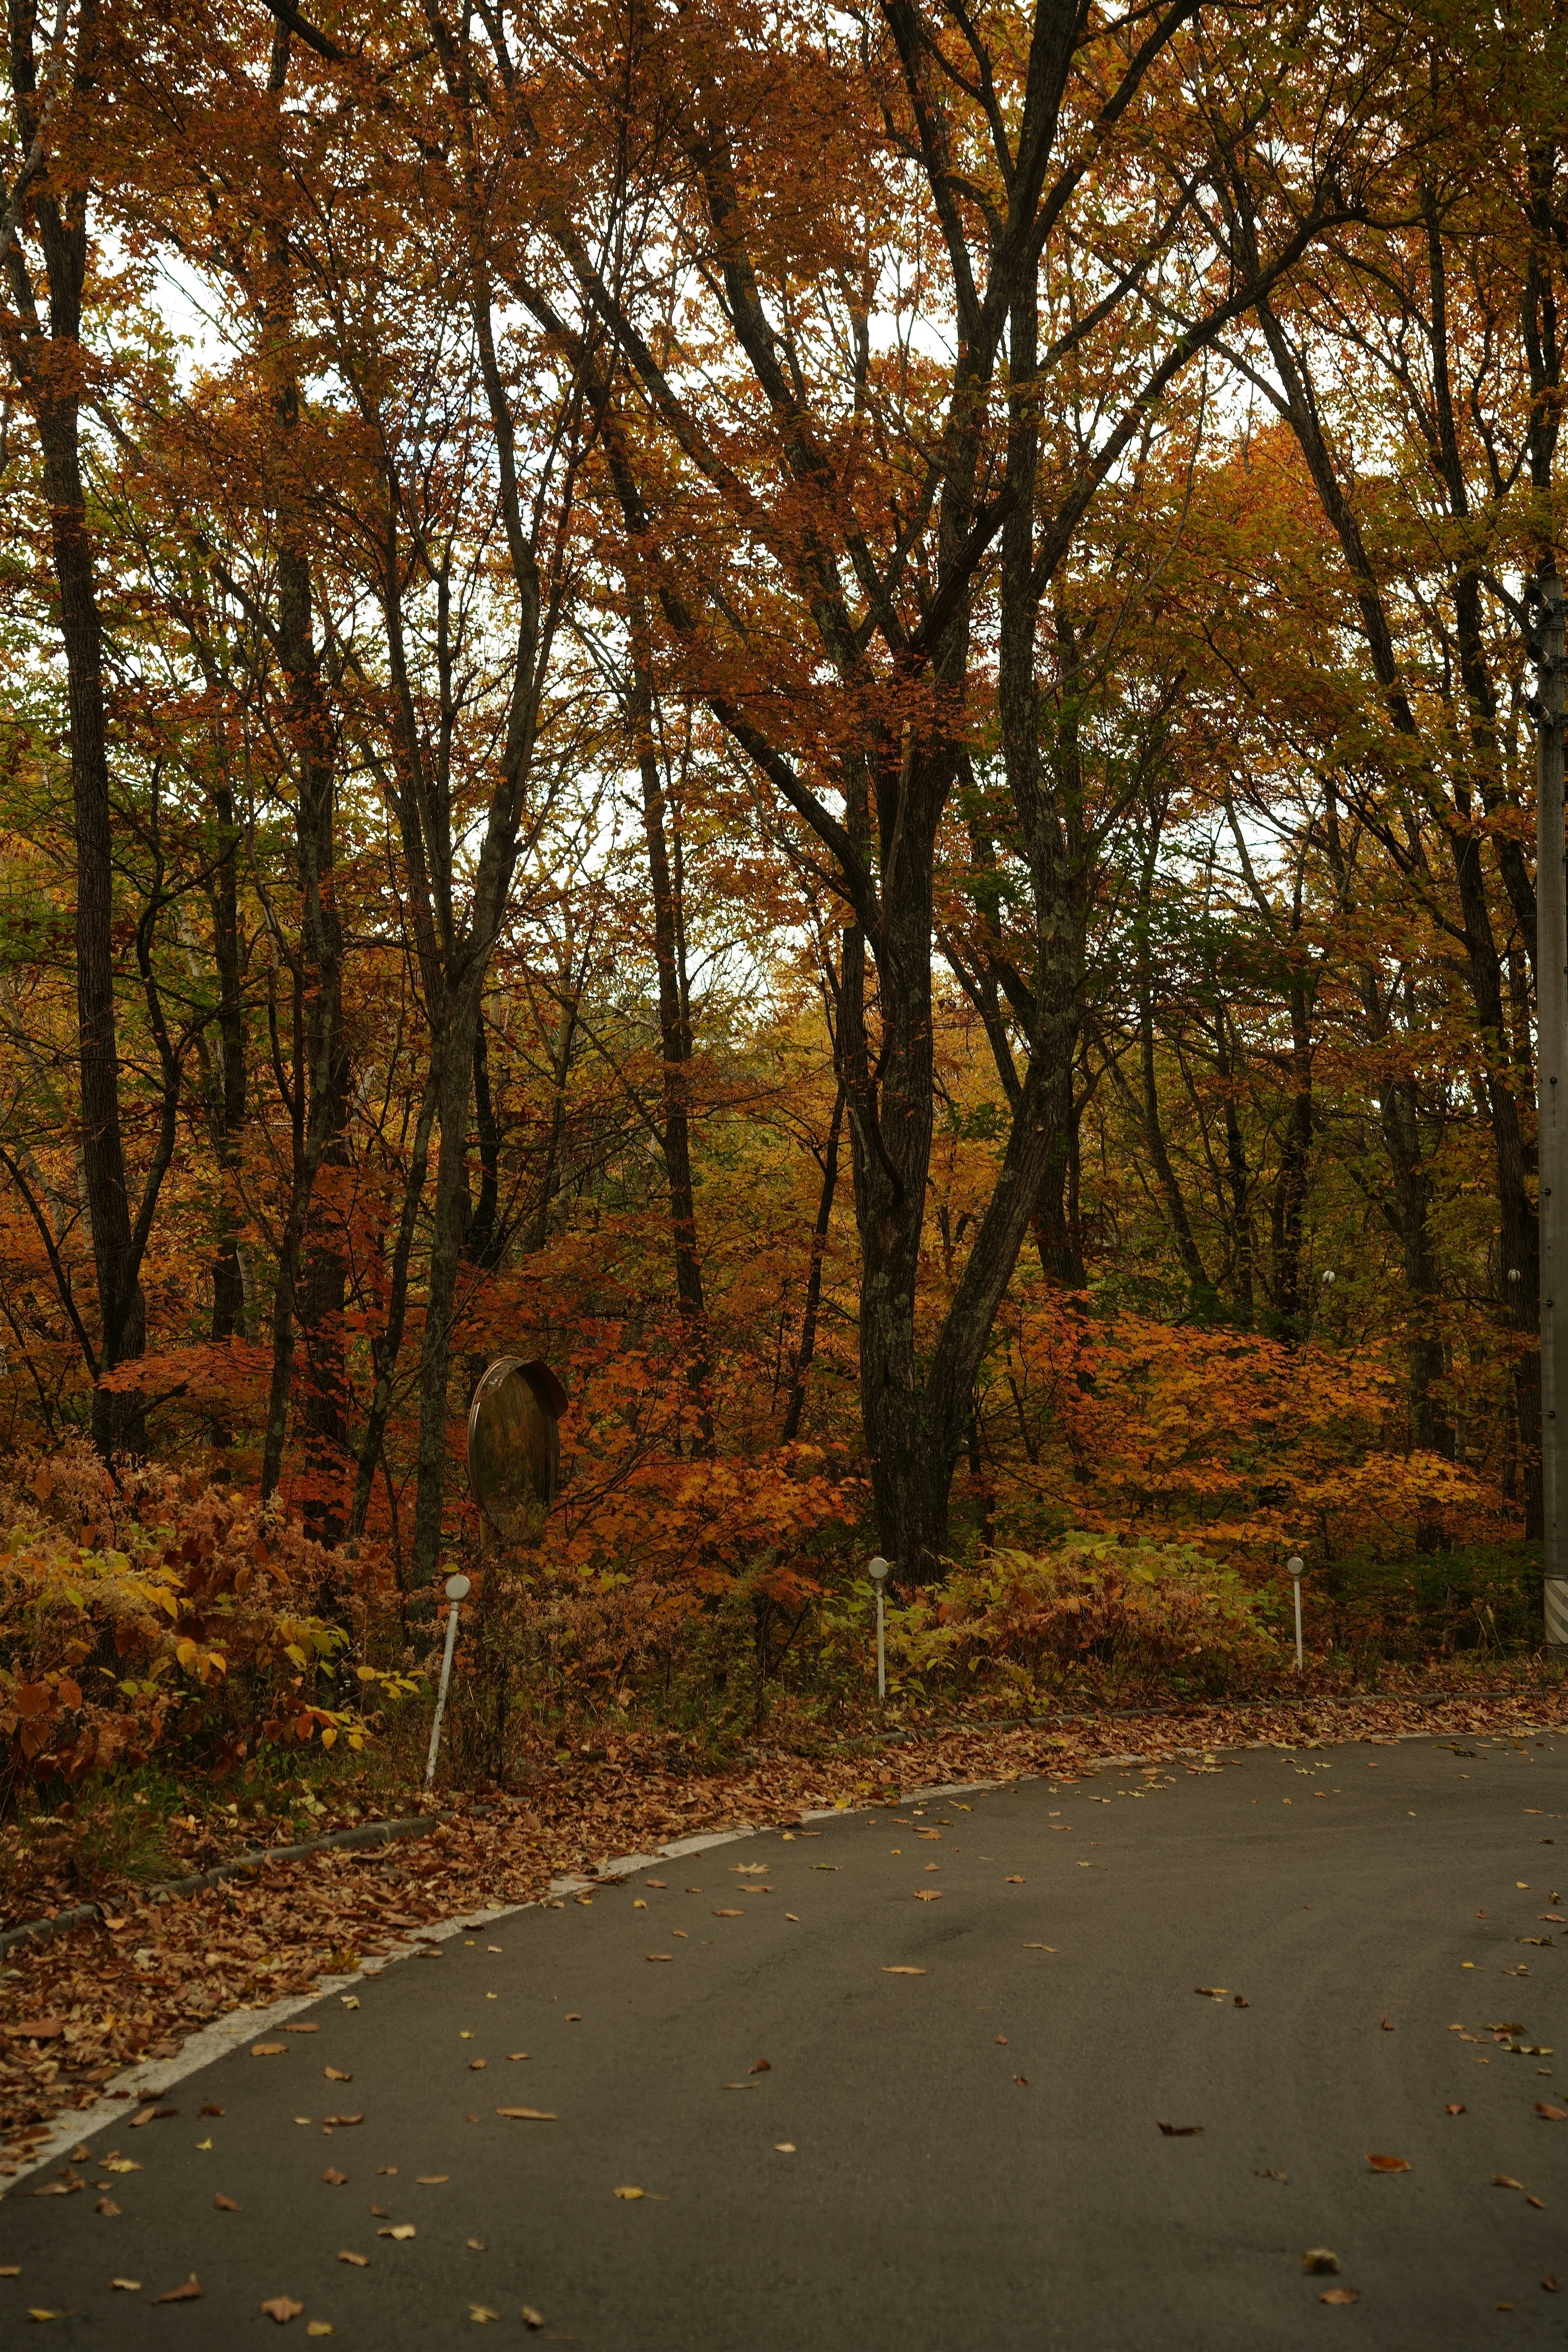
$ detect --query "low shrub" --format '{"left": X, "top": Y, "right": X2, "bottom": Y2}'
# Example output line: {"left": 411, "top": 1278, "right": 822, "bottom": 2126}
{"left": 821, "top": 1533, "right": 1277, "bottom": 1707}
{"left": 0, "top": 1443, "right": 415, "bottom": 1807}
{"left": 1307, "top": 1543, "right": 1543, "bottom": 1666}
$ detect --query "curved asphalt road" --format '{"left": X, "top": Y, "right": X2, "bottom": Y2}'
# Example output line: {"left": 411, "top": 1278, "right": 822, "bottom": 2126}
{"left": 1, "top": 1731, "right": 1564, "bottom": 2349}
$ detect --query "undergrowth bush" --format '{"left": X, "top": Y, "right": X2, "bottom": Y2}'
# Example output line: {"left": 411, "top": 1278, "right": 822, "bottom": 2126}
{"left": 0, "top": 1442, "right": 415, "bottom": 1807}
{"left": 826, "top": 1534, "right": 1278, "bottom": 1706}
{"left": 1309, "top": 1543, "right": 1542, "bottom": 1667}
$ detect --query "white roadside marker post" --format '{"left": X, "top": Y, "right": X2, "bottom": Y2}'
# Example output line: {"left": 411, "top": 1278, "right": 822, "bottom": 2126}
{"left": 868, "top": 1555, "right": 890, "bottom": 1703}
{"left": 425, "top": 1572, "right": 471, "bottom": 1791}
{"left": 1287, "top": 1555, "right": 1305, "bottom": 1674}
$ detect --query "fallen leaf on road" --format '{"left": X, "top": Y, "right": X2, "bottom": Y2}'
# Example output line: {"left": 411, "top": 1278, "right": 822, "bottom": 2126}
{"left": 1444, "top": 2104, "right": 1466, "bottom": 2116}
{"left": 416, "top": 2176, "right": 449, "bottom": 2185}
{"left": 466, "top": 2240, "right": 486, "bottom": 2251}
{"left": 1005, "top": 1875, "right": 1025, "bottom": 1884}
{"left": 251, "top": 2044, "right": 287, "bottom": 2058}
{"left": 613, "top": 2187, "right": 644, "bottom": 2200}
{"left": 506, "top": 2053, "right": 530, "bottom": 2062}
{"left": 1365, "top": 2154, "right": 1410, "bottom": 2172}
{"left": 1543, "top": 2276, "right": 1559, "bottom": 2292}
{"left": 712, "top": 1909, "right": 744, "bottom": 1918}
{"left": 26, "top": 2309, "right": 65, "bottom": 2321}
{"left": 564, "top": 2015, "right": 582, "bottom": 2022}
{"left": 324, "top": 2068, "right": 352, "bottom": 2083}
{"left": 1302, "top": 2249, "right": 1340, "bottom": 2274}
{"left": 1234, "top": 1995, "right": 1250, "bottom": 2008}
{"left": 882, "top": 1966, "right": 926, "bottom": 1976}
{"left": 153, "top": 2276, "right": 203, "bottom": 2303}
{"left": 774, "top": 2143, "right": 795, "bottom": 2153}
{"left": 110, "top": 2278, "right": 141, "bottom": 2291}
{"left": 995, "top": 2035, "right": 1008, "bottom": 2045}
{"left": 285, "top": 2025, "right": 320, "bottom": 2036}
{"left": 323, "top": 2116, "right": 363, "bottom": 2128}
{"left": 468, "top": 2058, "right": 486, "bottom": 2070}
{"left": 31, "top": 2181, "right": 74, "bottom": 2196}
{"left": 633, "top": 1900, "right": 647, "bottom": 1910}
{"left": 1013, "top": 2076, "right": 1029, "bottom": 2087}
{"left": 496, "top": 2109, "right": 557, "bottom": 2122}
{"left": 214, "top": 2194, "right": 243, "bottom": 2212}
{"left": 1494, "top": 2175, "right": 1524, "bottom": 2190}
{"left": 337, "top": 2253, "right": 368, "bottom": 2267}
{"left": 646, "top": 1954, "right": 673, "bottom": 1963}
{"left": 749, "top": 2058, "right": 771, "bottom": 2073}
{"left": 260, "top": 2295, "right": 305, "bottom": 2322}
{"left": 1537, "top": 2104, "right": 1568, "bottom": 2121}
{"left": 1380, "top": 2018, "right": 1395, "bottom": 2031}
{"left": 1157, "top": 2122, "right": 1203, "bottom": 2136}
{"left": 322, "top": 2168, "right": 348, "bottom": 2185}
{"left": 1194, "top": 1988, "right": 1227, "bottom": 2000}
{"left": 94, "top": 2198, "right": 120, "bottom": 2216}
{"left": 913, "top": 1890, "right": 942, "bottom": 1901}
{"left": 1257, "top": 2169, "right": 1286, "bottom": 2180}
{"left": 305, "top": 2326, "right": 332, "bottom": 2339}
{"left": 1528, "top": 2195, "right": 1545, "bottom": 2209}
{"left": 522, "top": 2307, "right": 544, "bottom": 2330}
{"left": 377, "top": 2226, "right": 415, "bottom": 2241}
{"left": 1023, "top": 1943, "right": 1057, "bottom": 1952}
{"left": 643, "top": 1880, "right": 666, "bottom": 1889}
{"left": 1320, "top": 2288, "right": 1360, "bottom": 2306}
{"left": 469, "top": 2306, "right": 499, "bottom": 2323}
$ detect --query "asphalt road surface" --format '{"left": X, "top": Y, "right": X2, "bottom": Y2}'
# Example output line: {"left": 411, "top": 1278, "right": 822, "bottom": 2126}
{"left": 2, "top": 1730, "right": 1564, "bottom": 2349}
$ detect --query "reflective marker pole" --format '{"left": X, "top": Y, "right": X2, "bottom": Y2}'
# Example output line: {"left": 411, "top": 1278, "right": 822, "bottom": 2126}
{"left": 869, "top": 1556, "right": 890, "bottom": 1702}
{"left": 424, "top": 1572, "right": 471, "bottom": 1791}
{"left": 1287, "top": 1555, "right": 1305, "bottom": 1673}
{"left": 1531, "top": 570, "right": 1568, "bottom": 1648}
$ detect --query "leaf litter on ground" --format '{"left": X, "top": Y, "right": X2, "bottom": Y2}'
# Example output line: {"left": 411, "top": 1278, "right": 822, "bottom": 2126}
{"left": 4, "top": 1689, "right": 1566, "bottom": 2161}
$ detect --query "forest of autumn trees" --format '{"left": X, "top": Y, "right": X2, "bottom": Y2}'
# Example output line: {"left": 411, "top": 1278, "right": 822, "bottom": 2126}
{"left": 0, "top": 0, "right": 1564, "bottom": 1603}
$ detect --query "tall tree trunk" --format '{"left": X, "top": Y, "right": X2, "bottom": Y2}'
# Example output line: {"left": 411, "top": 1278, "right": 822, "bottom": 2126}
{"left": 208, "top": 782, "right": 248, "bottom": 1343}
{"left": 257, "top": 27, "right": 347, "bottom": 1513}
{"left": 1270, "top": 981, "right": 1313, "bottom": 1339}
{"left": 629, "top": 619, "right": 710, "bottom": 1440}
{"left": 781, "top": 1080, "right": 844, "bottom": 1442}
{"left": 3, "top": 2, "right": 147, "bottom": 1455}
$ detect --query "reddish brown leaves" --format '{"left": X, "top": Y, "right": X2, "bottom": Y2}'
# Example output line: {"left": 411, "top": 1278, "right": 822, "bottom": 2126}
{"left": 1365, "top": 2154, "right": 1410, "bottom": 2173}
{"left": 152, "top": 2276, "right": 203, "bottom": 2303}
